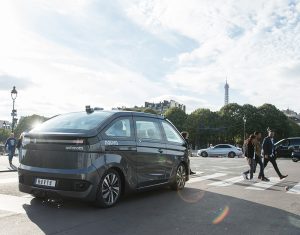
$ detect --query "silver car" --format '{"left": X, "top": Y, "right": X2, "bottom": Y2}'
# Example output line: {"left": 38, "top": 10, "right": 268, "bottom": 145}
{"left": 197, "top": 144, "right": 243, "bottom": 158}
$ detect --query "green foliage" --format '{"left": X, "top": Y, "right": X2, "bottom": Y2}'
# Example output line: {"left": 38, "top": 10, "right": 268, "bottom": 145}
{"left": 287, "top": 119, "right": 300, "bottom": 137}
{"left": 122, "top": 107, "right": 142, "bottom": 112}
{"left": 183, "top": 103, "right": 300, "bottom": 149}
{"left": 142, "top": 108, "right": 158, "bottom": 114}
{"left": 184, "top": 109, "right": 220, "bottom": 148}
{"left": 14, "top": 114, "right": 48, "bottom": 137}
{"left": 9, "top": 104, "right": 300, "bottom": 150}
{"left": 164, "top": 107, "right": 187, "bottom": 132}
{"left": 0, "top": 128, "right": 11, "bottom": 143}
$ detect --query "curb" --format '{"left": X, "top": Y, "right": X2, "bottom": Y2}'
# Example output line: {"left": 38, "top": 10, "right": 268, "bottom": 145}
{"left": 0, "top": 169, "right": 17, "bottom": 173}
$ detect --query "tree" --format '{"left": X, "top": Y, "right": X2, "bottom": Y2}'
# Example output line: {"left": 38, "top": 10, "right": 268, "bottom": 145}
{"left": 184, "top": 108, "right": 220, "bottom": 149}
{"left": 142, "top": 108, "right": 158, "bottom": 114}
{"left": 14, "top": 115, "right": 48, "bottom": 137}
{"left": 219, "top": 103, "right": 243, "bottom": 143}
{"left": 164, "top": 107, "right": 187, "bottom": 132}
{"left": 0, "top": 128, "right": 10, "bottom": 143}
{"left": 257, "top": 104, "right": 289, "bottom": 139}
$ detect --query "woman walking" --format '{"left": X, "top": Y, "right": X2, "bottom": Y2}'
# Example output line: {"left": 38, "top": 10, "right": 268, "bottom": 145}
{"left": 242, "top": 134, "right": 256, "bottom": 180}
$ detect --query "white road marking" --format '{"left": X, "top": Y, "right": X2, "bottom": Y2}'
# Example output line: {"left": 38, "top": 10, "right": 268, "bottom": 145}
{"left": 187, "top": 173, "right": 227, "bottom": 184}
{"left": 208, "top": 176, "right": 244, "bottom": 187}
{"left": 245, "top": 177, "right": 282, "bottom": 190}
{"left": 193, "top": 171, "right": 204, "bottom": 175}
{"left": 287, "top": 183, "right": 300, "bottom": 195}
{"left": 0, "top": 194, "right": 32, "bottom": 214}
{"left": 0, "top": 177, "right": 18, "bottom": 184}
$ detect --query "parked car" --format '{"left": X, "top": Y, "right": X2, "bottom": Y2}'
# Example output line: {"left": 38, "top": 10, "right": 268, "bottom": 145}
{"left": 197, "top": 144, "right": 243, "bottom": 158}
{"left": 18, "top": 108, "right": 190, "bottom": 208}
{"left": 275, "top": 137, "right": 300, "bottom": 158}
{"left": 291, "top": 145, "right": 300, "bottom": 162}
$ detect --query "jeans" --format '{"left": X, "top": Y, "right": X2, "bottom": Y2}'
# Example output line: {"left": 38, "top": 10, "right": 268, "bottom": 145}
{"left": 256, "top": 156, "right": 265, "bottom": 178}
{"left": 263, "top": 156, "right": 283, "bottom": 178}
{"left": 8, "top": 149, "right": 15, "bottom": 162}
{"left": 243, "top": 158, "right": 256, "bottom": 179}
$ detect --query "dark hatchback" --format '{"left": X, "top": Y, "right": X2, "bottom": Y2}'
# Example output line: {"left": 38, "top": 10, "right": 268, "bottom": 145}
{"left": 275, "top": 137, "right": 300, "bottom": 158}
{"left": 18, "top": 109, "right": 190, "bottom": 207}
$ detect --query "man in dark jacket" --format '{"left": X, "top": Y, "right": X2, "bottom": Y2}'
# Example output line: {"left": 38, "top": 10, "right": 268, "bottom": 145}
{"left": 4, "top": 133, "right": 17, "bottom": 165}
{"left": 262, "top": 129, "right": 287, "bottom": 180}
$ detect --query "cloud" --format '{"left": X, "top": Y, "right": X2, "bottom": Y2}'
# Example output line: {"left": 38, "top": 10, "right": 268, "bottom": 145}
{"left": 0, "top": 74, "right": 35, "bottom": 91}
{"left": 1, "top": 0, "right": 300, "bottom": 121}
{"left": 123, "top": 0, "right": 300, "bottom": 112}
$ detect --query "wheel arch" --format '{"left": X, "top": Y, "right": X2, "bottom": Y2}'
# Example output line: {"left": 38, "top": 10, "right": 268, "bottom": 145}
{"left": 109, "top": 166, "right": 126, "bottom": 196}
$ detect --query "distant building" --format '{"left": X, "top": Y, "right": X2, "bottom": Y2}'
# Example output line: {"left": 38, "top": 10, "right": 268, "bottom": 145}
{"left": 282, "top": 109, "right": 300, "bottom": 125}
{"left": 144, "top": 100, "right": 186, "bottom": 114}
{"left": 224, "top": 79, "right": 229, "bottom": 106}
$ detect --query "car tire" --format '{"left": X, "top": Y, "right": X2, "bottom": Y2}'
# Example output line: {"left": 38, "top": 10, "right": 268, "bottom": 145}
{"left": 94, "top": 169, "right": 122, "bottom": 208}
{"left": 292, "top": 158, "right": 298, "bottom": 162}
{"left": 228, "top": 152, "right": 236, "bottom": 158}
{"left": 171, "top": 163, "right": 187, "bottom": 191}
{"left": 201, "top": 151, "right": 208, "bottom": 157}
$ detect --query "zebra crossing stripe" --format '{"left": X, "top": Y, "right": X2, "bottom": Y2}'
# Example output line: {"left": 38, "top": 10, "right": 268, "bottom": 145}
{"left": 208, "top": 176, "right": 244, "bottom": 187}
{"left": 194, "top": 171, "right": 204, "bottom": 175}
{"left": 0, "top": 177, "right": 18, "bottom": 184}
{"left": 287, "top": 183, "right": 300, "bottom": 194}
{"left": 0, "top": 194, "right": 31, "bottom": 214}
{"left": 245, "top": 177, "right": 281, "bottom": 191}
{"left": 187, "top": 173, "right": 227, "bottom": 184}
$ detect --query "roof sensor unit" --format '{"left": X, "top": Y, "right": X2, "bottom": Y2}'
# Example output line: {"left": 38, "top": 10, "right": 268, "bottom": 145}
{"left": 85, "top": 105, "right": 94, "bottom": 114}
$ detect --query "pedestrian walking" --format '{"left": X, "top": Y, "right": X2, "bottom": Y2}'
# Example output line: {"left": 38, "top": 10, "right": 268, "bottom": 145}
{"left": 181, "top": 131, "right": 195, "bottom": 175}
{"left": 262, "top": 129, "right": 288, "bottom": 180}
{"left": 254, "top": 131, "right": 269, "bottom": 181}
{"left": 242, "top": 134, "right": 256, "bottom": 180}
{"left": 4, "top": 133, "right": 17, "bottom": 165}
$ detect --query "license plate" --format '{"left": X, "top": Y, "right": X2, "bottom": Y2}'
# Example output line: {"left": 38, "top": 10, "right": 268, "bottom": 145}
{"left": 35, "top": 178, "right": 56, "bottom": 187}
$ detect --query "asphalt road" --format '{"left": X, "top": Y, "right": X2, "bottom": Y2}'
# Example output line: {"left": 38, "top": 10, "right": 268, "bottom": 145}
{"left": 0, "top": 157, "right": 299, "bottom": 235}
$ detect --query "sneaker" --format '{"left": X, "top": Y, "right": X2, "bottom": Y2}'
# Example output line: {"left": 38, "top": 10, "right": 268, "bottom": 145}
{"left": 242, "top": 173, "right": 249, "bottom": 180}
{"left": 261, "top": 177, "right": 270, "bottom": 182}
{"left": 280, "top": 175, "right": 288, "bottom": 180}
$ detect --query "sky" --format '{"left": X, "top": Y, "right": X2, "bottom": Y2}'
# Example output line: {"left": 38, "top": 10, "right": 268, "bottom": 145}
{"left": 0, "top": 0, "right": 300, "bottom": 122}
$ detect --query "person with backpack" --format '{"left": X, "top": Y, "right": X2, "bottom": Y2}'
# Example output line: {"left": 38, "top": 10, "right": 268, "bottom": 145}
{"left": 242, "top": 134, "right": 257, "bottom": 180}
{"left": 4, "top": 133, "right": 17, "bottom": 165}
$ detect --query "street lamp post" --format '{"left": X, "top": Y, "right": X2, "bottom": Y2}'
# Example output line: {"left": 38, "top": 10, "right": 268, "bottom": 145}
{"left": 243, "top": 115, "right": 246, "bottom": 141}
{"left": 11, "top": 86, "right": 18, "bottom": 132}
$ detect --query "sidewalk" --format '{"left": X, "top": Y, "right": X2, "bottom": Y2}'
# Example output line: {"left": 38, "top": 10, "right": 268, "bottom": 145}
{"left": 0, "top": 154, "right": 18, "bottom": 172}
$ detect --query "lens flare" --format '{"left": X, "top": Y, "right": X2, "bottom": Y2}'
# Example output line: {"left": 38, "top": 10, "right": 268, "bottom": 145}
{"left": 212, "top": 206, "right": 230, "bottom": 224}
{"left": 177, "top": 188, "right": 205, "bottom": 203}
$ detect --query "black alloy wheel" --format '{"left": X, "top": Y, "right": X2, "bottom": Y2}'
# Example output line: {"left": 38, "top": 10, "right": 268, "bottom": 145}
{"left": 201, "top": 151, "right": 208, "bottom": 157}
{"left": 95, "top": 169, "right": 121, "bottom": 208}
{"left": 171, "top": 164, "right": 187, "bottom": 190}
{"left": 228, "top": 152, "right": 236, "bottom": 158}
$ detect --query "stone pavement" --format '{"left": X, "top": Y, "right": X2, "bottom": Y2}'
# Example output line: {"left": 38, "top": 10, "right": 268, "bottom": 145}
{"left": 0, "top": 154, "right": 18, "bottom": 172}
